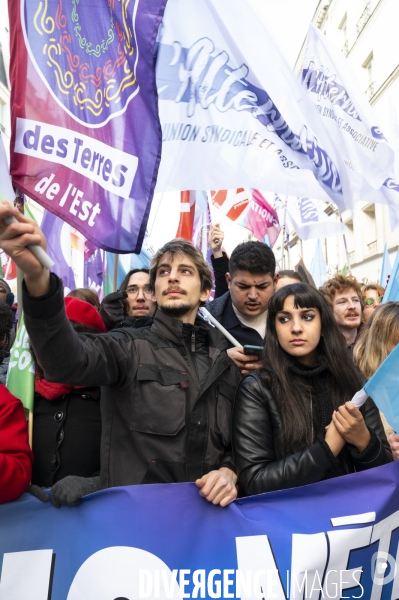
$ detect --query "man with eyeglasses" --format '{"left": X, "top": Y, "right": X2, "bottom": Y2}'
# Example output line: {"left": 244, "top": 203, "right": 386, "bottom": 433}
{"left": 100, "top": 268, "right": 157, "bottom": 330}
{"left": 320, "top": 274, "right": 364, "bottom": 357}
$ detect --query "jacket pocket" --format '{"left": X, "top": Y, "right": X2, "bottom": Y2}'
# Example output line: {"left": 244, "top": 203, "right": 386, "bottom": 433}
{"left": 215, "top": 380, "right": 235, "bottom": 447}
{"left": 131, "top": 363, "right": 188, "bottom": 436}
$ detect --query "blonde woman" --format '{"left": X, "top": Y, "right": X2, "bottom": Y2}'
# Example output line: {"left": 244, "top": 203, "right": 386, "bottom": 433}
{"left": 353, "top": 301, "right": 399, "bottom": 459}
{"left": 361, "top": 284, "right": 385, "bottom": 323}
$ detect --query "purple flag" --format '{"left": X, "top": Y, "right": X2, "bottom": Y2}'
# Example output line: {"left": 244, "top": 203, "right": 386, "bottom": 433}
{"left": 84, "top": 249, "right": 104, "bottom": 295}
{"left": 41, "top": 210, "right": 76, "bottom": 294}
{"left": 10, "top": 0, "right": 167, "bottom": 253}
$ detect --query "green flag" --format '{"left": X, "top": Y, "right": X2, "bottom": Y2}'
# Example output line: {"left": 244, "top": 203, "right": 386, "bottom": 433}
{"left": 24, "top": 203, "right": 37, "bottom": 222}
{"left": 6, "top": 312, "right": 35, "bottom": 412}
{"left": 340, "top": 264, "right": 348, "bottom": 276}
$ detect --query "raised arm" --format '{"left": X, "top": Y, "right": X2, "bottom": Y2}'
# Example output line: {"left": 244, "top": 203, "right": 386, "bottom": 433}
{"left": 0, "top": 203, "right": 130, "bottom": 387}
{"left": 0, "top": 202, "right": 50, "bottom": 296}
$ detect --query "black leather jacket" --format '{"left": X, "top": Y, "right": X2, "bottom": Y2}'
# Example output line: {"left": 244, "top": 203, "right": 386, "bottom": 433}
{"left": 232, "top": 370, "right": 392, "bottom": 496}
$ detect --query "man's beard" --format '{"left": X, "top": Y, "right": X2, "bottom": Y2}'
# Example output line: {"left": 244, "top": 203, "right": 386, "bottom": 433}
{"left": 161, "top": 303, "right": 194, "bottom": 318}
{"left": 344, "top": 315, "right": 360, "bottom": 329}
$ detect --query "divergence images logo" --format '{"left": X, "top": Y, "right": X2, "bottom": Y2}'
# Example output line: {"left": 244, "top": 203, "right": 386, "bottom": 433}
{"left": 23, "top": 0, "right": 140, "bottom": 127}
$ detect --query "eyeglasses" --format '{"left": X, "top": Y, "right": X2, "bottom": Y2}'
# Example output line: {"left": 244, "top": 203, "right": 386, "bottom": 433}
{"left": 364, "top": 296, "right": 383, "bottom": 306}
{"left": 125, "top": 286, "right": 152, "bottom": 299}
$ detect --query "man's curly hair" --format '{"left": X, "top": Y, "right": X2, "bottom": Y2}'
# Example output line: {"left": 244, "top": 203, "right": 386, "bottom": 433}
{"left": 319, "top": 274, "right": 364, "bottom": 309}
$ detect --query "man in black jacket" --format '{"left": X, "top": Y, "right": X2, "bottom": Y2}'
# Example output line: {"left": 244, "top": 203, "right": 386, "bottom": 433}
{"left": 207, "top": 240, "right": 279, "bottom": 374}
{"left": 0, "top": 208, "right": 240, "bottom": 508}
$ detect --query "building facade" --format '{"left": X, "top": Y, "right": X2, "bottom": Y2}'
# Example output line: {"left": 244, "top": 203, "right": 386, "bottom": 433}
{"left": 275, "top": 0, "right": 399, "bottom": 285}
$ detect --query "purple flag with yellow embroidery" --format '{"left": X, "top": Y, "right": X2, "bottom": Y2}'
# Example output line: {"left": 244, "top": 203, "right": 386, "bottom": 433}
{"left": 9, "top": 0, "right": 167, "bottom": 253}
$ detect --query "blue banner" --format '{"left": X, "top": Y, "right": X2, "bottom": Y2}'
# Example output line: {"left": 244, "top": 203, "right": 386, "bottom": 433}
{"left": 1, "top": 462, "right": 399, "bottom": 599}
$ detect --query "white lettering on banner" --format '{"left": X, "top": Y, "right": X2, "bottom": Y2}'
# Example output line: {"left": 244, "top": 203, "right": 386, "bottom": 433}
{"left": 33, "top": 174, "right": 102, "bottom": 227}
{"left": 0, "top": 550, "right": 53, "bottom": 600}
{"left": 8, "top": 323, "right": 35, "bottom": 374}
{"left": 14, "top": 118, "right": 138, "bottom": 198}
{"left": 323, "top": 527, "right": 372, "bottom": 598}
{"left": 66, "top": 547, "right": 181, "bottom": 600}
{"left": 290, "top": 533, "right": 327, "bottom": 600}
{"left": 235, "top": 535, "right": 286, "bottom": 600}
{"left": 3, "top": 510, "right": 399, "bottom": 597}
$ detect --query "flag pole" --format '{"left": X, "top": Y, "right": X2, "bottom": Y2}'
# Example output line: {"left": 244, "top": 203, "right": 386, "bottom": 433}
{"left": 112, "top": 253, "right": 119, "bottom": 292}
{"left": 281, "top": 196, "right": 288, "bottom": 269}
{"left": 338, "top": 210, "right": 352, "bottom": 274}
{"left": 17, "top": 226, "right": 34, "bottom": 447}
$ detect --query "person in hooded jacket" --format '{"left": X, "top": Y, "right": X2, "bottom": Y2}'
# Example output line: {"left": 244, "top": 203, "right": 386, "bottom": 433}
{"left": 99, "top": 268, "right": 157, "bottom": 331}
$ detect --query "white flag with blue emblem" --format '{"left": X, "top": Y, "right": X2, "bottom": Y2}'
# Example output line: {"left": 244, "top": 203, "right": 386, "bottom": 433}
{"left": 155, "top": 0, "right": 352, "bottom": 210}
{"left": 281, "top": 197, "right": 347, "bottom": 241}
{"left": 302, "top": 24, "right": 397, "bottom": 217}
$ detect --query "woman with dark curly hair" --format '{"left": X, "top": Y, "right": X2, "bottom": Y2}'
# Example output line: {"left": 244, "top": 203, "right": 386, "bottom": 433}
{"left": 233, "top": 283, "right": 392, "bottom": 496}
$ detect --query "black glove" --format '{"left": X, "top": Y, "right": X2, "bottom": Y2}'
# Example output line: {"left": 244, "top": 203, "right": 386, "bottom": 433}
{"left": 99, "top": 291, "right": 127, "bottom": 330}
{"left": 49, "top": 476, "right": 100, "bottom": 508}
{"left": 26, "top": 484, "right": 50, "bottom": 502}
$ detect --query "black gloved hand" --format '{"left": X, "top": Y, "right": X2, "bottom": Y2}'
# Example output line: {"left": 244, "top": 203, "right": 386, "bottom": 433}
{"left": 99, "top": 290, "right": 127, "bottom": 330}
{"left": 49, "top": 476, "right": 101, "bottom": 508}
{"left": 26, "top": 484, "right": 50, "bottom": 502}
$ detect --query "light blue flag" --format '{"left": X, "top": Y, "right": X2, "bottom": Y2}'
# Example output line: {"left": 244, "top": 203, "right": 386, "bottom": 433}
{"left": 364, "top": 343, "right": 399, "bottom": 432}
{"left": 382, "top": 249, "right": 399, "bottom": 302}
{"left": 129, "top": 230, "right": 155, "bottom": 271}
{"left": 310, "top": 239, "right": 328, "bottom": 288}
{"left": 380, "top": 243, "right": 392, "bottom": 288}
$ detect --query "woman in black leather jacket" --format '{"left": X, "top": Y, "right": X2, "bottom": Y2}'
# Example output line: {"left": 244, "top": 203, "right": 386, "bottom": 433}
{"left": 232, "top": 283, "right": 392, "bottom": 496}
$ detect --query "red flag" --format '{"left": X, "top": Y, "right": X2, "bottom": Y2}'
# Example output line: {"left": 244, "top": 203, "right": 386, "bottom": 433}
{"left": 176, "top": 191, "right": 195, "bottom": 240}
{"left": 209, "top": 188, "right": 280, "bottom": 246}
{"left": 0, "top": 251, "right": 17, "bottom": 281}
{"left": 209, "top": 189, "right": 249, "bottom": 221}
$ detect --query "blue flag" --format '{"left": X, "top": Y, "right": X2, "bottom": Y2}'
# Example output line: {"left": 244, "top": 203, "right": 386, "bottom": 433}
{"left": 364, "top": 342, "right": 399, "bottom": 432}
{"left": 382, "top": 249, "right": 399, "bottom": 302}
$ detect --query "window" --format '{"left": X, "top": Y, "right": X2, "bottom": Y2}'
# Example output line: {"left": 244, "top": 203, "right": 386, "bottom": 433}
{"left": 363, "top": 53, "right": 374, "bottom": 99}
{"left": 362, "top": 204, "right": 377, "bottom": 253}
{"left": 339, "top": 15, "right": 349, "bottom": 56}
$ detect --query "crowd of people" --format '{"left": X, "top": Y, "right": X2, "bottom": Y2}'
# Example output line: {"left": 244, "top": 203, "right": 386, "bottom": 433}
{"left": 0, "top": 205, "right": 395, "bottom": 508}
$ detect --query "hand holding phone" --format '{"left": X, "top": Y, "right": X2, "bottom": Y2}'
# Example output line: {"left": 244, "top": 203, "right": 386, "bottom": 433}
{"left": 243, "top": 345, "right": 264, "bottom": 357}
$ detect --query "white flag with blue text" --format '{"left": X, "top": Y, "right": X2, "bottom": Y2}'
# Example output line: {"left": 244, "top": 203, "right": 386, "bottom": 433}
{"left": 277, "top": 196, "right": 347, "bottom": 241}
{"left": 155, "top": 0, "right": 351, "bottom": 209}
{"left": 302, "top": 24, "right": 399, "bottom": 226}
